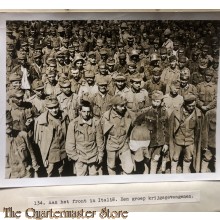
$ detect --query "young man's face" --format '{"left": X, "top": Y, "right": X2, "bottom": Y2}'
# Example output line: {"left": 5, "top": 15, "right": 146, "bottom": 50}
{"left": 113, "top": 103, "right": 127, "bottom": 116}
{"left": 71, "top": 69, "right": 80, "bottom": 80}
{"left": 99, "top": 65, "right": 107, "bottom": 75}
{"left": 170, "top": 60, "right": 177, "bottom": 69}
{"left": 170, "top": 85, "right": 179, "bottom": 96}
{"left": 98, "top": 84, "right": 108, "bottom": 94}
{"left": 85, "top": 77, "right": 95, "bottom": 85}
{"left": 47, "top": 105, "right": 60, "bottom": 117}
{"left": 152, "top": 99, "right": 162, "bottom": 108}
{"left": 48, "top": 75, "right": 56, "bottom": 83}
{"left": 184, "top": 101, "right": 196, "bottom": 114}
{"left": 34, "top": 89, "right": 44, "bottom": 98}
{"left": 131, "top": 81, "right": 141, "bottom": 91}
{"left": 115, "top": 80, "right": 126, "bottom": 90}
{"left": 11, "top": 81, "right": 21, "bottom": 90}
{"left": 205, "top": 74, "right": 213, "bottom": 83}
{"left": 75, "top": 60, "right": 83, "bottom": 70}
{"left": 80, "top": 106, "right": 91, "bottom": 121}
{"left": 180, "top": 78, "right": 188, "bottom": 88}
{"left": 61, "top": 86, "right": 72, "bottom": 96}
{"left": 179, "top": 61, "right": 186, "bottom": 69}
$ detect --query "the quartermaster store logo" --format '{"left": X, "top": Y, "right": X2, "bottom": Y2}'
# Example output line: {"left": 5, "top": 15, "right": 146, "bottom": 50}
{"left": 3, "top": 207, "right": 129, "bottom": 219}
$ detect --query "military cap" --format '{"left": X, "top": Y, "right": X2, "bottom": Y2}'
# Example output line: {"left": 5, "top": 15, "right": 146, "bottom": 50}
{"left": 84, "top": 71, "right": 95, "bottom": 78}
{"left": 128, "top": 61, "right": 137, "bottom": 68}
{"left": 121, "top": 22, "right": 128, "bottom": 28}
{"left": 6, "top": 28, "right": 13, "bottom": 33}
{"left": 7, "top": 45, "right": 14, "bottom": 51}
{"left": 180, "top": 73, "right": 189, "bottom": 80}
{"left": 35, "top": 44, "right": 42, "bottom": 50}
{"left": 50, "top": 27, "right": 56, "bottom": 32}
{"left": 46, "top": 57, "right": 56, "bottom": 65}
{"left": 127, "top": 35, "right": 134, "bottom": 41}
{"left": 9, "top": 72, "right": 22, "bottom": 82}
{"left": 152, "top": 90, "right": 163, "bottom": 100}
{"left": 169, "top": 55, "right": 177, "bottom": 62}
{"left": 34, "top": 53, "right": 42, "bottom": 59}
{"left": 118, "top": 42, "right": 125, "bottom": 48}
{"left": 107, "top": 57, "right": 115, "bottom": 65}
{"left": 88, "top": 51, "right": 96, "bottom": 58}
{"left": 119, "top": 52, "right": 126, "bottom": 60}
{"left": 56, "top": 51, "right": 65, "bottom": 58}
{"left": 110, "top": 95, "right": 127, "bottom": 106}
{"left": 47, "top": 71, "right": 56, "bottom": 77}
{"left": 63, "top": 38, "right": 69, "bottom": 43}
{"left": 6, "top": 110, "right": 13, "bottom": 123}
{"left": 205, "top": 69, "right": 214, "bottom": 76}
{"left": 9, "top": 89, "right": 24, "bottom": 98}
{"left": 202, "top": 45, "right": 209, "bottom": 51}
{"left": 192, "top": 50, "right": 200, "bottom": 56}
{"left": 152, "top": 67, "right": 162, "bottom": 76}
{"left": 59, "top": 79, "right": 71, "bottom": 87}
{"left": 143, "top": 44, "right": 150, "bottom": 50}
{"left": 114, "top": 73, "right": 126, "bottom": 81}
{"left": 97, "top": 77, "right": 109, "bottom": 85}
{"left": 100, "top": 48, "right": 108, "bottom": 55}
{"left": 164, "top": 28, "right": 171, "bottom": 36}
{"left": 130, "top": 49, "right": 139, "bottom": 58}
{"left": 213, "top": 57, "right": 219, "bottom": 63}
{"left": 153, "top": 37, "right": 160, "bottom": 44}
{"left": 179, "top": 56, "right": 187, "bottom": 63}
{"left": 170, "top": 80, "right": 181, "bottom": 88}
{"left": 183, "top": 94, "right": 196, "bottom": 103}
{"left": 45, "top": 95, "right": 59, "bottom": 108}
{"left": 53, "top": 41, "right": 60, "bottom": 48}
{"left": 21, "top": 41, "right": 28, "bottom": 47}
{"left": 98, "top": 62, "right": 107, "bottom": 68}
{"left": 18, "top": 26, "right": 25, "bottom": 32}
{"left": 17, "top": 52, "right": 27, "bottom": 60}
{"left": 199, "top": 60, "right": 208, "bottom": 69}
{"left": 72, "top": 42, "right": 79, "bottom": 47}
{"left": 32, "top": 79, "right": 44, "bottom": 90}
{"left": 160, "top": 47, "right": 167, "bottom": 55}
{"left": 73, "top": 55, "right": 84, "bottom": 65}
{"left": 130, "top": 73, "right": 142, "bottom": 82}
{"left": 57, "top": 26, "right": 64, "bottom": 32}
{"left": 150, "top": 53, "right": 160, "bottom": 63}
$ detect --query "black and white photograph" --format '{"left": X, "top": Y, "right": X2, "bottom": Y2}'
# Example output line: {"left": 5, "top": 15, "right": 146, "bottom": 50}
{"left": 1, "top": 12, "right": 220, "bottom": 187}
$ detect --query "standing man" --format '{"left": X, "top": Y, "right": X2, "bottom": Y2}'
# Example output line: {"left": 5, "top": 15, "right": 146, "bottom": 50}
{"left": 100, "top": 95, "right": 134, "bottom": 175}
{"left": 65, "top": 100, "right": 104, "bottom": 176}
{"left": 201, "top": 108, "right": 216, "bottom": 173}
{"left": 136, "top": 91, "right": 169, "bottom": 174}
{"left": 169, "top": 94, "right": 203, "bottom": 173}
{"left": 34, "top": 96, "right": 69, "bottom": 177}
{"left": 6, "top": 110, "right": 39, "bottom": 178}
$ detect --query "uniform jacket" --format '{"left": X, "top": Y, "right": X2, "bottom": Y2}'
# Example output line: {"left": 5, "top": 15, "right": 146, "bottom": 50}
{"left": 202, "top": 108, "right": 216, "bottom": 149}
{"left": 100, "top": 109, "right": 135, "bottom": 152}
{"left": 6, "top": 130, "right": 38, "bottom": 178}
{"left": 65, "top": 116, "right": 104, "bottom": 163}
{"left": 34, "top": 111, "right": 68, "bottom": 163}
{"left": 169, "top": 107, "right": 203, "bottom": 172}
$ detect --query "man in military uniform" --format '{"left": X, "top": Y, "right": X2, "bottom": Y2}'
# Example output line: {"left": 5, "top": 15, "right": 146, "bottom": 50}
{"left": 44, "top": 71, "right": 60, "bottom": 96}
{"left": 163, "top": 80, "right": 184, "bottom": 117}
{"left": 114, "top": 52, "right": 128, "bottom": 74}
{"left": 178, "top": 56, "right": 190, "bottom": 78}
{"left": 179, "top": 73, "right": 198, "bottom": 97}
{"left": 201, "top": 108, "right": 216, "bottom": 173}
{"left": 162, "top": 28, "right": 173, "bottom": 55}
{"left": 6, "top": 110, "right": 39, "bottom": 178}
{"left": 84, "top": 51, "right": 98, "bottom": 74}
{"left": 57, "top": 78, "right": 79, "bottom": 121}
{"left": 169, "top": 94, "right": 203, "bottom": 173}
{"left": 135, "top": 90, "right": 169, "bottom": 174}
{"left": 161, "top": 55, "right": 180, "bottom": 93}
{"left": 28, "top": 79, "right": 46, "bottom": 114}
{"left": 124, "top": 73, "right": 149, "bottom": 116}
{"left": 110, "top": 73, "right": 130, "bottom": 99}
{"left": 144, "top": 67, "right": 166, "bottom": 100}
{"left": 65, "top": 100, "right": 104, "bottom": 176}
{"left": 91, "top": 77, "right": 112, "bottom": 118}
{"left": 99, "top": 95, "right": 134, "bottom": 175}
{"left": 34, "top": 96, "right": 69, "bottom": 177}
{"left": 160, "top": 47, "right": 169, "bottom": 70}
{"left": 7, "top": 71, "right": 22, "bottom": 92}
{"left": 196, "top": 69, "right": 217, "bottom": 114}
{"left": 8, "top": 89, "right": 38, "bottom": 132}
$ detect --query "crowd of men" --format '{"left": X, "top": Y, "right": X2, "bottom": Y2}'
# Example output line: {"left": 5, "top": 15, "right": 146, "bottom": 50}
{"left": 5, "top": 20, "right": 219, "bottom": 178}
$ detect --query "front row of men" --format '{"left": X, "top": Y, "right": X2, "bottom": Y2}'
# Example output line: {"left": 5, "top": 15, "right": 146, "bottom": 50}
{"left": 6, "top": 90, "right": 216, "bottom": 178}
